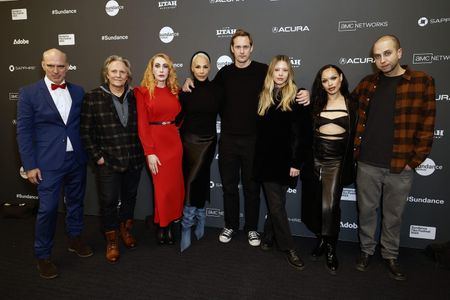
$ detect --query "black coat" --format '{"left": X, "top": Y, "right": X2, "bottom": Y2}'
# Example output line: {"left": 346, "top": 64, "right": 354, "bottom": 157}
{"left": 254, "top": 97, "right": 312, "bottom": 187}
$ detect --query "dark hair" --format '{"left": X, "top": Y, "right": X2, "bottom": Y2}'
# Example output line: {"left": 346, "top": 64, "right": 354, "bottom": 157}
{"left": 311, "top": 64, "right": 350, "bottom": 117}
{"left": 230, "top": 29, "right": 253, "bottom": 47}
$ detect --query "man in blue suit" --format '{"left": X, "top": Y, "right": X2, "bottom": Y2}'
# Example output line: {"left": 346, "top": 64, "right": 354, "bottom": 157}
{"left": 17, "top": 48, "right": 93, "bottom": 279}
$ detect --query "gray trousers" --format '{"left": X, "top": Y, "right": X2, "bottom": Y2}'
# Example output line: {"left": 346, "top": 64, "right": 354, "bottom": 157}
{"left": 356, "top": 162, "right": 414, "bottom": 259}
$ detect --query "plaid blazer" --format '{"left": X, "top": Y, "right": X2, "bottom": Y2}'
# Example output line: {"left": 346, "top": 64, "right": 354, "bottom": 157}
{"left": 80, "top": 85, "right": 144, "bottom": 172}
{"left": 352, "top": 66, "right": 436, "bottom": 173}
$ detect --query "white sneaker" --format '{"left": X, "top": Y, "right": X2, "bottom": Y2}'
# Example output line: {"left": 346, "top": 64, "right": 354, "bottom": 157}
{"left": 248, "top": 231, "right": 261, "bottom": 247}
{"left": 219, "top": 228, "right": 234, "bottom": 243}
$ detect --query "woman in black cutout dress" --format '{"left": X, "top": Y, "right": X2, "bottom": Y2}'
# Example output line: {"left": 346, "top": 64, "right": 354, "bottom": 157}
{"left": 302, "top": 64, "right": 358, "bottom": 274}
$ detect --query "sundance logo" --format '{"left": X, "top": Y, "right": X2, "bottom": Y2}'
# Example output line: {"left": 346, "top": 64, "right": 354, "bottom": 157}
{"left": 340, "top": 221, "right": 358, "bottom": 229}
{"left": 159, "top": 26, "right": 179, "bottom": 43}
{"left": 418, "top": 16, "right": 450, "bottom": 27}
{"left": 158, "top": 1, "right": 177, "bottom": 9}
{"left": 101, "top": 35, "right": 129, "bottom": 41}
{"left": 13, "top": 39, "right": 29, "bottom": 45}
{"left": 105, "top": 0, "right": 124, "bottom": 16}
{"left": 173, "top": 63, "right": 183, "bottom": 68}
{"left": 216, "top": 27, "right": 236, "bottom": 38}
{"left": 11, "top": 8, "right": 27, "bottom": 20}
{"left": 413, "top": 53, "right": 450, "bottom": 64}
{"left": 287, "top": 188, "right": 297, "bottom": 194}
{"left": 68, "top": 65, "right": 77, "bottom": 71}
{"left": 51, "top": 9, "right": 77, "bottom": 15}
{"left": 58, "top": 34, "right": 75, "bottom": 46}
{"left": 272, "top": 25, "right": 310, "bottom": 33}
{"left": 216, "top": 55, "right": 232, "bottom": 70}
{"left": 409, "top": 225, "right": 436, "bottom": 240}
{"left": 19, "top": 167, "right": 28, "bottom": 179}
{"left": 339, "top": 57, "right": 374, "bottom": 65}
{"left": 341, "top": 187, "right": 356, "bottom": 201}
{"left": 407, "top": 196, "right": 444, "bottom": 205}
{"left": 415, "top": 158, "right": 443, "bottom": 176}
{"left": 338, "top": 20, "right": 388, "bottom": 32}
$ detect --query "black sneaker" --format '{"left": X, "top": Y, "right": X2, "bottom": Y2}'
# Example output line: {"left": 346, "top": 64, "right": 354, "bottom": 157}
{"left": 37, "top": 259, "right": 58, "bottom": 279}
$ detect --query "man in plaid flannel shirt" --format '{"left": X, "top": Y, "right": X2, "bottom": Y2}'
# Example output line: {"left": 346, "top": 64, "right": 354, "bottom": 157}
{"left": 352, "top": 35, "right": 436, "bottom": 281}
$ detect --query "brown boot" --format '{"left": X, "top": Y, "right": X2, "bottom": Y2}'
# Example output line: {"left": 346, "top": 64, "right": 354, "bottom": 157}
{"left": 105, "top": 230, "right": 120, "bottom": 264}
{"left": 120, "top": 220, "right": 137, "bottom": 248}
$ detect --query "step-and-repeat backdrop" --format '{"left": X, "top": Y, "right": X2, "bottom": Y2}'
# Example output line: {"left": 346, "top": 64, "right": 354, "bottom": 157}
{"left": 2, "top": 0, "right": 449, "bottom": 249}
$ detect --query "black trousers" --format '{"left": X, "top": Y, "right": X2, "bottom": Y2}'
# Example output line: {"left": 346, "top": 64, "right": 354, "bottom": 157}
{"left": 218, "top": 134, "right": 261, "bottom": 232}
{"left": 262, "top": 182, "right": 295, "bottom": 251}
{"left": 96, "top": 164, "right": 142, "bottom": 232}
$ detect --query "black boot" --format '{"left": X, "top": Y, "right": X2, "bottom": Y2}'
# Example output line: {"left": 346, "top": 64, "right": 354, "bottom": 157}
{"left": 311, "top": 235, "right": 325, "bottom": 261}
{"left": 156, "top": 225, "right": 166, "bottom": 245}
{"left": 165, "top": 222, "right": 175, "bottom": 245}
{"left": 324, "top": 237, "right": 338, "bottom": 275}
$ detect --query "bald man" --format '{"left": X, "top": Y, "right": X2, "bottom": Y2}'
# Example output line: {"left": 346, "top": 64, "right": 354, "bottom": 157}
{"left": 17, "top": 48, "right": 93, "bottom": 279}
{"left": 352, "top": 35, "right": 436, "bottom": 280}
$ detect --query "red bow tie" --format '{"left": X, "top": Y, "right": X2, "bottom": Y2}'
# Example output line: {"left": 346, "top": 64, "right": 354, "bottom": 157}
{"left": 51, "top": 83, "right": 66, "bottom": 90}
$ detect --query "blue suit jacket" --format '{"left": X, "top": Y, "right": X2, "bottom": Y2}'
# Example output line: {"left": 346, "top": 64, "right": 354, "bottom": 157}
{"left": 17, "top": 79, "right": 87, "bottom": 171}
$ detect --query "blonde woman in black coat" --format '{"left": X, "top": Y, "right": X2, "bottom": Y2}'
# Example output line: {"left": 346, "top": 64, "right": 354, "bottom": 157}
{"left": 254, "top": 55, "right": 312, "bottom": 270}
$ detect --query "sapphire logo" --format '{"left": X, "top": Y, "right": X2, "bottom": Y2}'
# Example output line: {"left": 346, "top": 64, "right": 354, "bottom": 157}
{"left": 9, "top": 65, "right": 36, "bottom": 72}
{"left": 105, "top": 0, "right": 124, "bottom": 16}
{"left": 216, "top": 55, "right": 232, "bottom": 70}
{"left": 159, "top": 26, "right": 179, "bottom": 43}
{"left": 19, "top": 167, "right": 28, "bottom": 179}
{"left": 434, "top": 129, "right": 444, "bottom": 139}
{"left": 418, "top": 17, "right": 429, "bottom": 27}
{"left": 290, "top": 57, "right": 301, "bottom": 68}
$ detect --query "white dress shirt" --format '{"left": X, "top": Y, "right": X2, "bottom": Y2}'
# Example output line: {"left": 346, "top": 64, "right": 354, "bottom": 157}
{"left": 44, "top": 76, "right": 74, "bottom": 151}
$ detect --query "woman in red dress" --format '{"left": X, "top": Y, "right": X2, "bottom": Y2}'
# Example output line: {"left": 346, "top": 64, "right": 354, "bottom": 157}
{"left": 135, "top": 53, "right": 184, "bottom": 245}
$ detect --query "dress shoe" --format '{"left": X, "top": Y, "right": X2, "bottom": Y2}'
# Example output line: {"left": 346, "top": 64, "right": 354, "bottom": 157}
{"left": 156, "top": 226, "right": 166, "bottom": 245}
{"left": 37, "top": 259, "right": 58, "bottom": 279}
{"left": 105, "top": 230, "right": 120, "bottom": 264}
{"left": 260, "top": 240, "right": 273, "bottom": 251}
{"left": 68, "top": 236, "right": 93, "bottom": 258}
{"left": 166, "top": 223, "right": 175, "bottom": 245}
{"left": 384, "top": 259, "right": 407, "bottom": 281}
{"left": 120, "top": 219, "right": 137, "bottom": 249}
{"left": 285, "top": 249, "right": 305, "bottom": 270}
{"left": 310, "top": 237, "right": 325, "bottom": 261}
{"left": 325, "top": 242, "right": 338, "bottom": 275}
{"left": 355, "top": 252, "right": 370, "bottom": 272}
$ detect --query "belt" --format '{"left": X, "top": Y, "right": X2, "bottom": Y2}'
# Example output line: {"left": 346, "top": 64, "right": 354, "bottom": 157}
{"left": 149, "top": 121, "right": 175, "bottom": 125}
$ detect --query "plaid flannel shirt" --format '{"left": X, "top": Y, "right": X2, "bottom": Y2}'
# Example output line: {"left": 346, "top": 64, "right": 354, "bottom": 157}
{"left": 352, "top": 66, "right": 436, "bottom": 173}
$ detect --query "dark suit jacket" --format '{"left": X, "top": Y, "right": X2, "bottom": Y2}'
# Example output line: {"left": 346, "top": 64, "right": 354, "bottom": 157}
{"left": 17, "top": 79, "right": 87, "bottom": 171}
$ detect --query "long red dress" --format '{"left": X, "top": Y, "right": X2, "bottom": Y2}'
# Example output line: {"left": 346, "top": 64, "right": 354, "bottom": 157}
{"left": 135, "top": 86, "right": 184, "bottom": 227}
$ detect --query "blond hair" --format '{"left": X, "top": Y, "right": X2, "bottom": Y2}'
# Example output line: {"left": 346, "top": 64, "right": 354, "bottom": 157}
{"left": 258, "top": 55, "right": 297, "bottom": 116}
{"left": 140, "top": 53, "right": 178, "bottom": 98}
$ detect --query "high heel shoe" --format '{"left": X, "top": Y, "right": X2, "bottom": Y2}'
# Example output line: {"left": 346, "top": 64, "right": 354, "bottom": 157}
{"left": 165, "top": 223, "right": 175, "bottom": 245}
{"left": 156, "top": 226, "right": 166, "bottom": 245}
{"left": 311, "top": 236, "right": 325, "bottom": 261}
